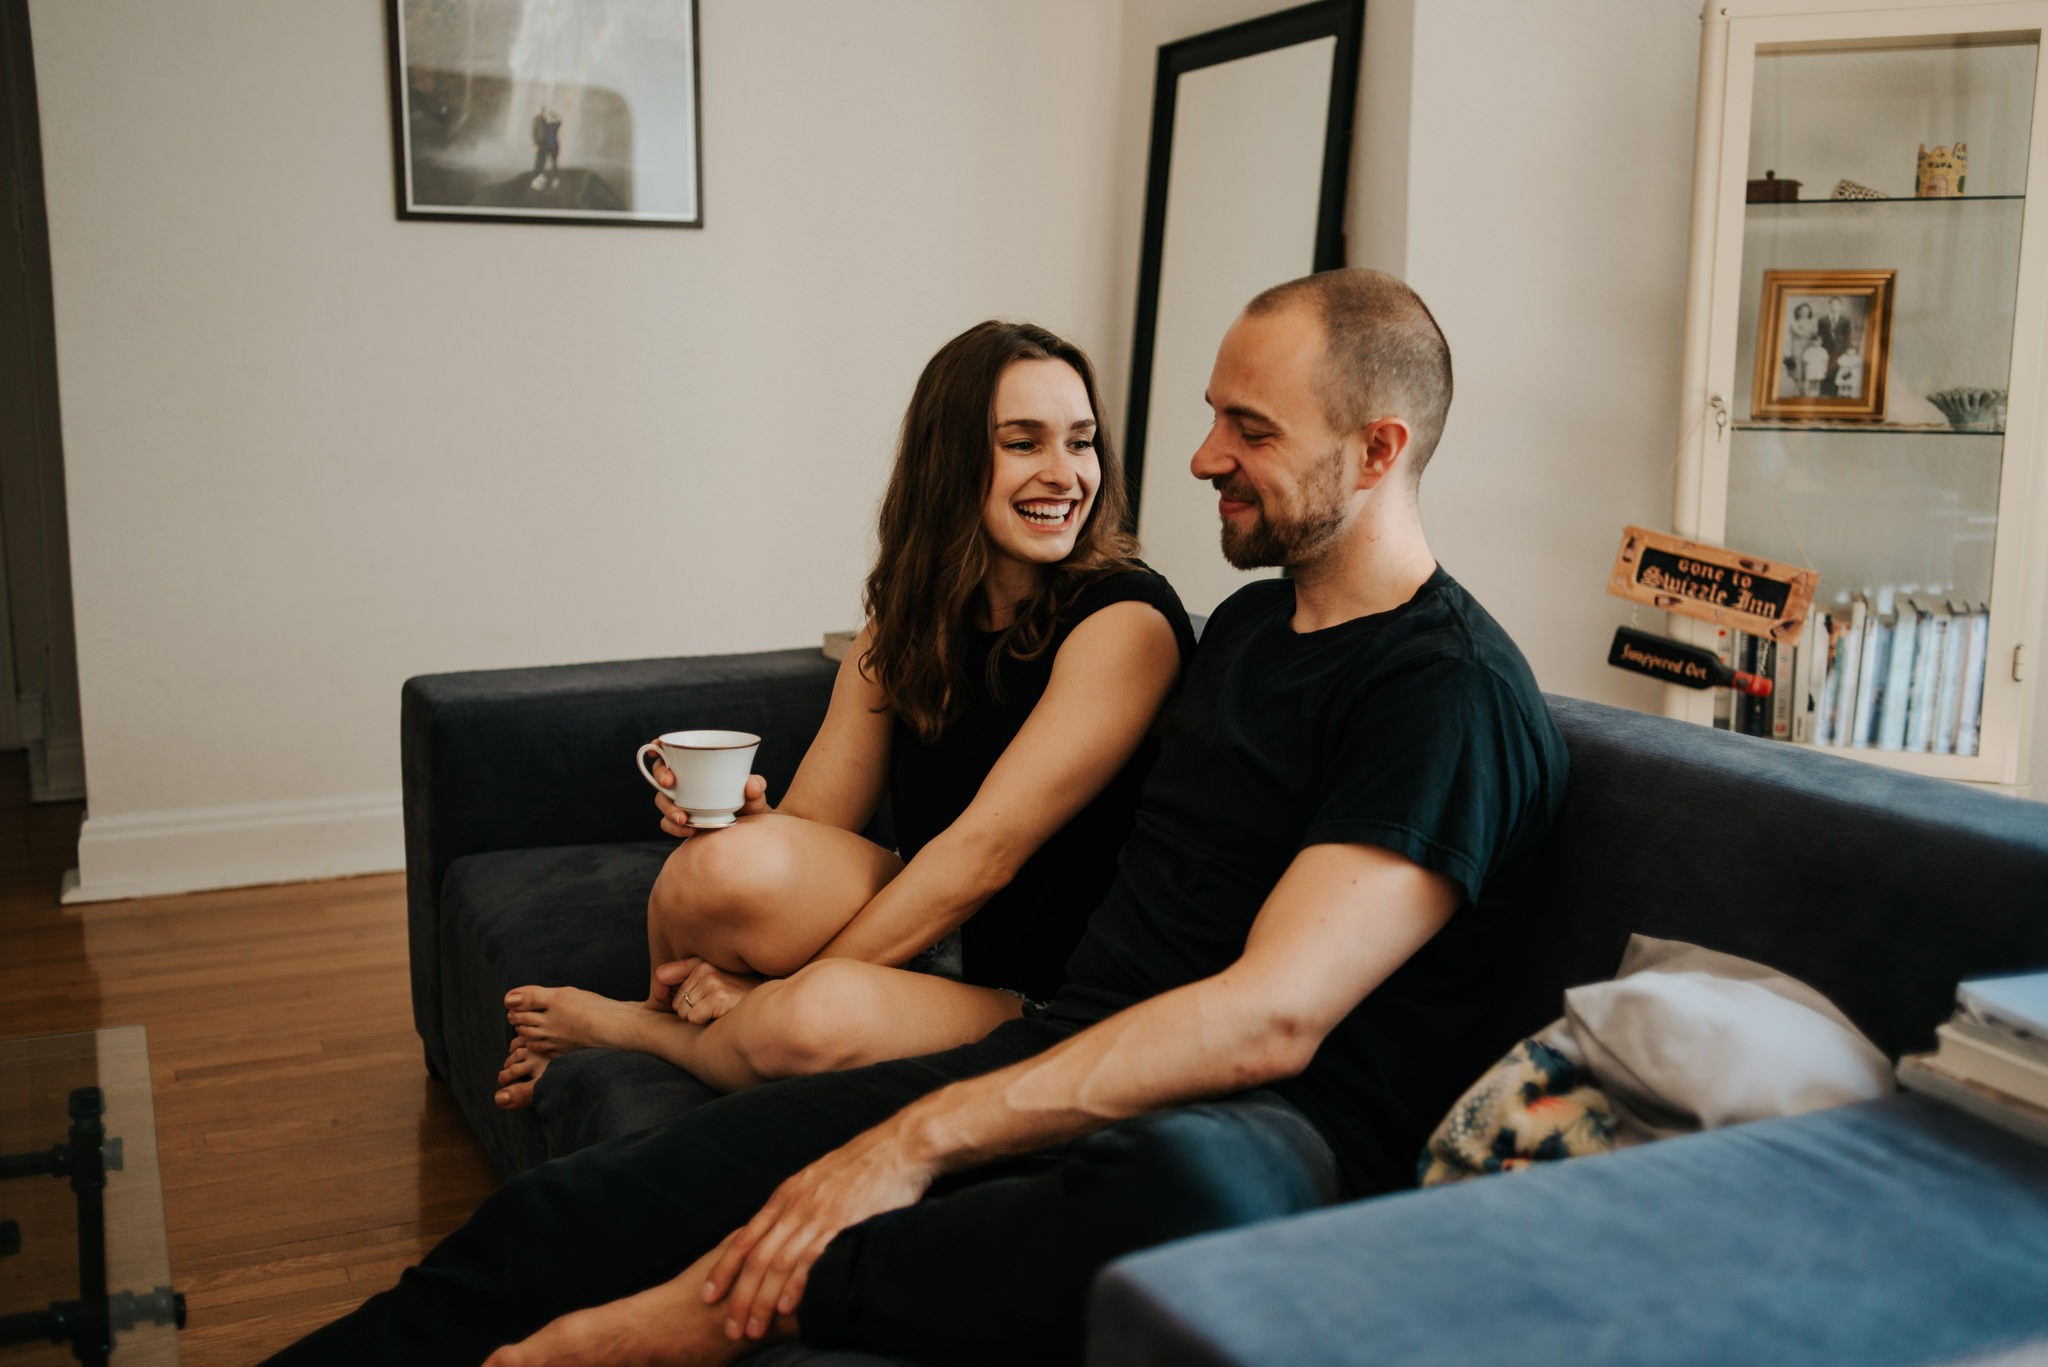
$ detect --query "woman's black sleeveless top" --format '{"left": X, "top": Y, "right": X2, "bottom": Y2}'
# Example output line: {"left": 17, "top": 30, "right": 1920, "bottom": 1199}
{"left": 887, "top": 566, "right": 1196, "bottom": 1002}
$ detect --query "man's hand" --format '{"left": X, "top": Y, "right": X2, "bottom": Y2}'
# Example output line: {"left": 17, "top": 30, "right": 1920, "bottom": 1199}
{"left": 655, "top": 957, "right": 762, "bottom": 1024}
{"left": 654, "top": 769, "right": 770, "bottom": 838}
{"left": 701, "top": 1120, "right": 936, "bottom": 1341}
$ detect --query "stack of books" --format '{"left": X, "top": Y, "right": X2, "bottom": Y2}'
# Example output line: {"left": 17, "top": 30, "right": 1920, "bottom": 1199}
{"left": 1898, "top": 970, "right": 2048, "bottom": 1146}
{"left": 1714, "top": 586, "right": 1990, "bottom": 754}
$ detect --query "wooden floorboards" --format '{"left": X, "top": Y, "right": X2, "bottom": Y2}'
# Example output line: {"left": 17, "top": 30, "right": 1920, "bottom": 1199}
{"left": 0, "top": 751, "right": 501, "bottom": 1364}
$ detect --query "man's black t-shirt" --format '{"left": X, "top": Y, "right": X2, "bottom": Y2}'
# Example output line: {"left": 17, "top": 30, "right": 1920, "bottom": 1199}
{"left": 1050, "top": 568, "right": 1568, "bottom": 1195}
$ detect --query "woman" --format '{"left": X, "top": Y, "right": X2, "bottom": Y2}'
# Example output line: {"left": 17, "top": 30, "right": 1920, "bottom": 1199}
{"left": 1784, "top": 300, "right": 1821, "bottom": 397}
{"left": 495, "top": 320, "right": 1194, "bottom": 1105}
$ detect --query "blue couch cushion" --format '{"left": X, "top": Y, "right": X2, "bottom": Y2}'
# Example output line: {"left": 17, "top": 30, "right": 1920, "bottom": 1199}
{"left": 1485, "top": 698, "right": 2048, "bottom": 1064}
{"left": 1093, "top": 1092, "right": 2048, "bottom": 1366}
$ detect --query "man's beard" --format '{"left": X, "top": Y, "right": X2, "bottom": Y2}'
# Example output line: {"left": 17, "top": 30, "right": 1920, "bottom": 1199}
{"left": 1215, "top": 442, "right": 1350, "bottom": 570}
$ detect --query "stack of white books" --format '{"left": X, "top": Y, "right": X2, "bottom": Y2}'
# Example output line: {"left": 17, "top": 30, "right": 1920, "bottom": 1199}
{"left": 1726, "top": 587, "right": 1992, "bottom": 753}
{"left": 1898, "top": 970, "right": 2048, "bottom": 1147}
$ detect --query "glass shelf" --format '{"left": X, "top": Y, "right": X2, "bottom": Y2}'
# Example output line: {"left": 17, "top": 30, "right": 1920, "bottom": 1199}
{"left": 1727, "top": 425, "right": 2002, "bottom": 607}
{"left": 1734, "top": 421, "right": 2003, "bottom": 434}
{"left": 1748, "top": 194, "right": 2024, "bottom": 207}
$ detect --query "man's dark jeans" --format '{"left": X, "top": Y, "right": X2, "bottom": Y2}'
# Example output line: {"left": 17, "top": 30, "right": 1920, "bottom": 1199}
{"left": 262, "top": 1016, "right": 1341, "bottom": 1367}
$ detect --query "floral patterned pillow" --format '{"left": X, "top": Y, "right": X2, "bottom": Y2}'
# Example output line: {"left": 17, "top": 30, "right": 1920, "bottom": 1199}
{"left": 1418, "top": 1036, "right": 1616, "bottom": 1187}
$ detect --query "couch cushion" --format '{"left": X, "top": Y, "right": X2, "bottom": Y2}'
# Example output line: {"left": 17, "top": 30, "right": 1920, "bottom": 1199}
{"left": 1484, "top": 697, "right": 2048, "bottom": 1065}
{"left": 531, "top": 1047, "right": 720, "bottom": 1161}
{"left": 438, "top": 841, "right": 676, "bottom": 1177}
{"left": 405, "top": 648, "right": 853, "bottom": 1076}
{"left": 1093, "top": 1093, "right": 2048, "bottom": 1366}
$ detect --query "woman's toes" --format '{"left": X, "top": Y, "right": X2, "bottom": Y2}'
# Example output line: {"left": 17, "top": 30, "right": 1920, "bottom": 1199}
{"left": 495, "top": 1053, "right": 550, "bottom": 1109}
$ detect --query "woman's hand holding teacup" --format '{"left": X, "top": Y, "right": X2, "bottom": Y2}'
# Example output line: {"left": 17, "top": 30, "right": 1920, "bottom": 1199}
{"left": 654, "top": 956, "right": 763, "bottom": 1024}
{"left": 653, "top": 766, "right": 770, "bottom": 838}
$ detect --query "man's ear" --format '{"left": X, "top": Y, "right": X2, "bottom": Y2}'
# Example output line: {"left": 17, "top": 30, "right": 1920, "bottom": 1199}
{"left": 1355, "top": 416, "right": 1413, "bottom": 490}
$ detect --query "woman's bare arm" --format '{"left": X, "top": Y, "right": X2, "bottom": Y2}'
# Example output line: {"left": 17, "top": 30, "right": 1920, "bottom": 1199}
{"left": 813, "top": 600, "right": 1183, "bottom": 968}
{"left": 767, "top": 624, "right": 894, "bottom": 832}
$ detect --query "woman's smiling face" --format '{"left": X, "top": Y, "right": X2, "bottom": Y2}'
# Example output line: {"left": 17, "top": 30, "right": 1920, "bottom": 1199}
{"left": 980, "top": 359, "right": 1100, "bottom": 577}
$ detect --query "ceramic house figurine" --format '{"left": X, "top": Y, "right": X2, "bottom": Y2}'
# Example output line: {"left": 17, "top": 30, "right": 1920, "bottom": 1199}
{"left": 1917, "top": 142, "right": 1968, "bottom": 197}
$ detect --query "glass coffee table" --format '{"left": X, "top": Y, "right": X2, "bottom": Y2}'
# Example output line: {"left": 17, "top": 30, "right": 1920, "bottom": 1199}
{"left": 1, "top": 1027, "right": 183, "bottom": 1365}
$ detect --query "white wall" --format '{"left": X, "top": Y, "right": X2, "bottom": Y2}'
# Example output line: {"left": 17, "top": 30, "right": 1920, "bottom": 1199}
{"left": 1372, "top": 0, "right": 1705, "bottom": 712}
{"left": 33, "top": 0, "right": 1127, "bottom": 899}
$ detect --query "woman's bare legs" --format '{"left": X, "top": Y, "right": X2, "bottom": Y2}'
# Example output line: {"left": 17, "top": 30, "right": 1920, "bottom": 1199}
{"left": 641, "top": 812, "right": 905, "bottom": 984}
{"left": 494, "top": 813, "right": 905, "bottom": 1107}
{"left": 504, "top": 959, "right": 1022, "bottom": 1096}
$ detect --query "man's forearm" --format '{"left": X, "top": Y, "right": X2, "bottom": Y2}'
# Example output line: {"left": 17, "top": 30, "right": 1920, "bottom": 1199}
{"left": 813, "top": 837, "right": 1003, "bottom": 966}
{"left": 891, "top": 974, "right": 1305, "bottom": 1177}
{"left": 885, "top": 843, "right": 1458, "bottom": 1174}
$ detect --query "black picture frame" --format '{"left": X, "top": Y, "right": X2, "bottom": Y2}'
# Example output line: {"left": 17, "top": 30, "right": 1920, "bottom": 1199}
{"left": 1122, "top": 0, "right": 1363, "bottom": 519}
{"left": 384, "top": 0, "right": 704, "bottom": 229}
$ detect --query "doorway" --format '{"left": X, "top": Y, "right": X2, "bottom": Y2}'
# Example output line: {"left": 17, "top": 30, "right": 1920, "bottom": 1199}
{"left": 0, "top": 0, "right": 83, "bottom": 803}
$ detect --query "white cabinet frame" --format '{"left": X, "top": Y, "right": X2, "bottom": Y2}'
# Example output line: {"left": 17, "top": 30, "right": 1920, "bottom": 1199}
{"left": 1672, "top": 0, "right": 2048, "bottom": 788}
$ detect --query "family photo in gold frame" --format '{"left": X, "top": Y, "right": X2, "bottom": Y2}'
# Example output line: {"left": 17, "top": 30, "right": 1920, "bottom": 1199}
{"left": 1751, "top": 269, "right": 1896, "bottom": 423}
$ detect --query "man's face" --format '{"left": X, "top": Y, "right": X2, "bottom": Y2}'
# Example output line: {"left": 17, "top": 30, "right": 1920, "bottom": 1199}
{"left": 1828, "top": 297, "right": 1847, "bottom": 321}
{"left": 1190, "top": 307, "right": 1354, "bottom": 571}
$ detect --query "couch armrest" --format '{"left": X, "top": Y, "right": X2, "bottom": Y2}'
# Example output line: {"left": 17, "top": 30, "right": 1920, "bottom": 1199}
{"left": 402, "top": 647, "right": 842, "bottom": 1072}
{"left": 1087, "top": 1095, "right": 2048, "bottom": 1366}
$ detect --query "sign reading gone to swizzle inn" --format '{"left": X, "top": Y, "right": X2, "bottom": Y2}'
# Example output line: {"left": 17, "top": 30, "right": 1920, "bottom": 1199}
{"left": 1607, "top": 525, "right": 1819, "bottom": 645}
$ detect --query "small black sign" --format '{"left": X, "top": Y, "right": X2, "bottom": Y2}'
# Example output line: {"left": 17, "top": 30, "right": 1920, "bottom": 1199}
{"left": 1608, "top": 627, "right": 1720, "bottom": 690}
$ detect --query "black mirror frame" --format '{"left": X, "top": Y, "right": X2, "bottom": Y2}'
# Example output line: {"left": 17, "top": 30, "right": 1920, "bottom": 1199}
{"left": 1122, "top": 0, "right": 1365, "bottom": 526}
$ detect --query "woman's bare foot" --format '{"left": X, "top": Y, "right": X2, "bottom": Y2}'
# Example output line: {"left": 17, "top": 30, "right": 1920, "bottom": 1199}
{"left": 505, "top": 985, "right": 669, "bottom": 1056}
{"left": 495, "top": 1044, "right": 550, "bottom": 1110}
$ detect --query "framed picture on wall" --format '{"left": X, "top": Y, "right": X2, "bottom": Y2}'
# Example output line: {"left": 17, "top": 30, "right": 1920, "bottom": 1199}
{"left": 1750, "top": 269, "right": 1896, "bottom": 422}
{"left": 386, "top": 0, "right": 702, "bottom": 227}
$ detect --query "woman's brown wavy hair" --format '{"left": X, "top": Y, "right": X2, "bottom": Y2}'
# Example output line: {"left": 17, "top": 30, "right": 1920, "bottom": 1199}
{"left": 863, "top": 320, "right": 1138, "bottom": 742}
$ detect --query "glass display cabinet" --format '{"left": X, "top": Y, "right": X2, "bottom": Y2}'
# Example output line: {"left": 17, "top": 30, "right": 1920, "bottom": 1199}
{"left": 1671, "top": 0, "right": 2048, "bottom": 789}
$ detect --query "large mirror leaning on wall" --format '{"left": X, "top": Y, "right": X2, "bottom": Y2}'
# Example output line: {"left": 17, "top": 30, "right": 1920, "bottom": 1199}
{"left": 1124, "top": 0, "right": 1363, "bottom": 619}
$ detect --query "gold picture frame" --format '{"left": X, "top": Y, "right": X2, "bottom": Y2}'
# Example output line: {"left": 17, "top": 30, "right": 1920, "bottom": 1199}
{"left": 1750, "top": 269, "right": 1896, "bottom": 423}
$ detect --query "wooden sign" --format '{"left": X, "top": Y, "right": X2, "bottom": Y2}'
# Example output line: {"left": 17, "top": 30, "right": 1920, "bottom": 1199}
{"left": 1608, "top": 525, "right": 1818, "bottom": 645}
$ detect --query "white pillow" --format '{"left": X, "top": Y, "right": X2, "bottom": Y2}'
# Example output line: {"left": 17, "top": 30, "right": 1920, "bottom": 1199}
{"left": 1555, "top": 934, "right": 1894, "bottom": 1146}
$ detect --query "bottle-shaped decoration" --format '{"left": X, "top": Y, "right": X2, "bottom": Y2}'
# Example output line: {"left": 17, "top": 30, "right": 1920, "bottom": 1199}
{"left": 1917, "top": 142, "right": 1968, "bottom": 198}
{"left": 1608, "top": 627, "right": 1773, "bottom": 694}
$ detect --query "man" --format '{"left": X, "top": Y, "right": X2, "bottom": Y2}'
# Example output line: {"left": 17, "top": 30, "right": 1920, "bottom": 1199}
{"left": 1817, "top": 295, "right": 1858, "bottom": 396}
{"left": 268, "top": 269, "right": 1567, "bottom": 1367}
{"left": 531, "top": 105, "right": 562, "bottom": 182}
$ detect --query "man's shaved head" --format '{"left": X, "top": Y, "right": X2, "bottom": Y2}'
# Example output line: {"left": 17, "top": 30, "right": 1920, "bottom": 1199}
{"left": 1243, "top": 268, "right": 1453, "bottom": 483}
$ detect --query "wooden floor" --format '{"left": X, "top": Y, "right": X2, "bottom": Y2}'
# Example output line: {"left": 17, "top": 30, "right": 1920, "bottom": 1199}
{"left": 0, "top": 751, "right": 501, "bottom": 1364}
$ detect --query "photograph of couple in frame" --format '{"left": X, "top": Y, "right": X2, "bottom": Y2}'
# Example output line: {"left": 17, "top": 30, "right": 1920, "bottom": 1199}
{"left": 386, "top": 0, "right": 703, "bottom": 228}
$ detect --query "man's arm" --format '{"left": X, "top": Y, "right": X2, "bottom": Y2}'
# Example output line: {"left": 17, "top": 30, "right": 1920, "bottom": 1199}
{"left": 703, "top": 841, "right": 1460, "bottom": 1341}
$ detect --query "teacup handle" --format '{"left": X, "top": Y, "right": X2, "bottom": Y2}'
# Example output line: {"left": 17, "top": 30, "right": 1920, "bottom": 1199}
{"left": 634, "top": 741, "right": 676, "bottom": 795}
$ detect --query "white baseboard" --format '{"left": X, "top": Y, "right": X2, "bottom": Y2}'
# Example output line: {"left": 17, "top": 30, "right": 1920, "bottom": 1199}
{"left": 64, "top": 790, "right": 404, "bottom": 904}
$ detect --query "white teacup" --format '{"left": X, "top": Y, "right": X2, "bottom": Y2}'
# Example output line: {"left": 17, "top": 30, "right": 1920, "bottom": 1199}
{"left": 633, "top": 729, "right": 761, "bottom": 828}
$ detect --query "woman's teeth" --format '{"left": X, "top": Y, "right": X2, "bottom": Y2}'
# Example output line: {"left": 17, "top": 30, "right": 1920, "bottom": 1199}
{"left": 1017, "top": 501, "right": 1075, "bottom": 525}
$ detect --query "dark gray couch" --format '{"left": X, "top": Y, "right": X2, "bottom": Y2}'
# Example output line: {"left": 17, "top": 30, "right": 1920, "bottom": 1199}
{"left": 404, "top": 646, "right": 2048, "bottom": 1366}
